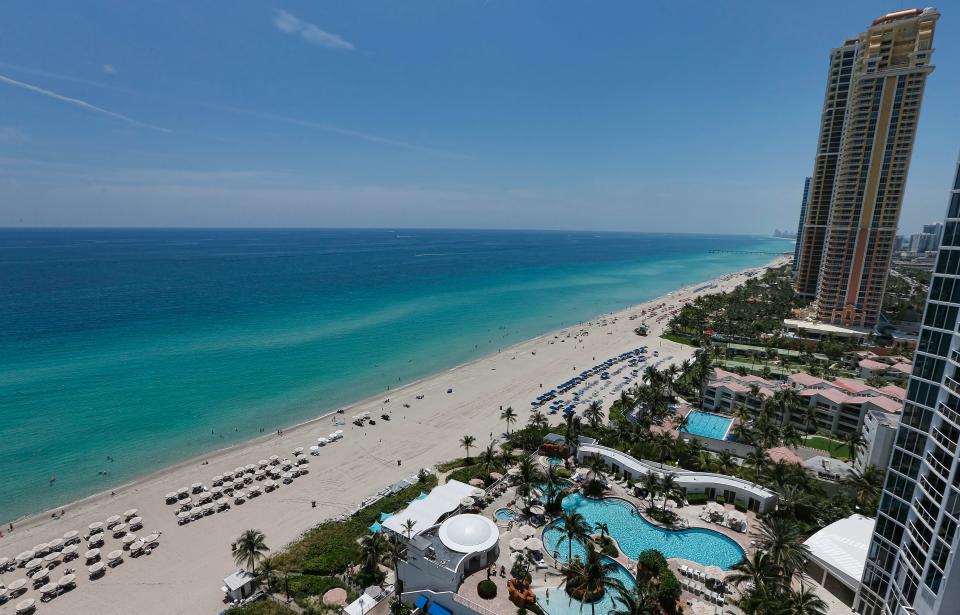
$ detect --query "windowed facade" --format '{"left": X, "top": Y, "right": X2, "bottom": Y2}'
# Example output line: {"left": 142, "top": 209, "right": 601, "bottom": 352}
{"left": 856, "top": 155, "right": 960, "bottom": 615}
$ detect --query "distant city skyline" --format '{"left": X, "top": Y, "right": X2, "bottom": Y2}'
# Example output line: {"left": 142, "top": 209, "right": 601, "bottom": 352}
{"left": 0, "top": 1, "right": 958, "bottom": 232}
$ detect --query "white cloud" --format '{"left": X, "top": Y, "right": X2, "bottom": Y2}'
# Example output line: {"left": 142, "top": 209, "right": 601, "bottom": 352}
{"left": 102, "top": 64, "right": 117, "bottom": 75}
{"left": 0, "top": 73, "right": 169, "bottom": 132}
{"left": 272, "top": 10, "right": 354, "bottom": 51}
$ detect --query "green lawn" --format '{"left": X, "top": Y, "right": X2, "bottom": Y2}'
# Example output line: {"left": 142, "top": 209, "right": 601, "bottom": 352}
{"left": 803, "top": 435, "right": 850, "bottom": 460}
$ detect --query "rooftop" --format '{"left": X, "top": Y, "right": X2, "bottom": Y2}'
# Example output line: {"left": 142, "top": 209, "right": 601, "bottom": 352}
{"left": 804, "top": 514, "right": 875, "bottom": 589}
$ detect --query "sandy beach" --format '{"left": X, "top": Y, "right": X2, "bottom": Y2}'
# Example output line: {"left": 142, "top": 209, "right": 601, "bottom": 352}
{"left": 0, "top": 256, "right": 786, "bottom": 615}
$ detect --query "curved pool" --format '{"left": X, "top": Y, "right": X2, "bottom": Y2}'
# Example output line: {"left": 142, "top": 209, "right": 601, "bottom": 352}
{"left": 542, "top": 493, "right": 744, "bottom": 569}
{"left": 534, "top": 555, "right": 635, "bottom": 615}
{"left": 494, "top": 508, "right": 515, "bottom": 522}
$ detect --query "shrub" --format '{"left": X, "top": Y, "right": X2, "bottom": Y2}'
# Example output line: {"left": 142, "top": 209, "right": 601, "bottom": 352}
{"left": 447, "top": 464, "right": 488, "bottom": 486}
{"left": 225, "top": 601, "right": 299, "bottom": 615}
{"left": 596, "top": 535, "right": 618, "bottom": 557}
{"left": 286, "top": 575, "right": 345, "bottom": 598}
{"left": 556, "top": 467, "right": 572, "bottom": 479}
{"left": 686, "top": 492, "right": 706, "bottom": 505}
{"left": 658, "top": 568, "right": 682, "bottom": 611}
{"left": 477, "top": 579, "right": 497, "bottom": 599}
{"left": 715, "top": 495, "right": 726, "bottom": 504}
{"left": 734, "top": 499, "right": 748, "bottom": 512}
{"left": 637, "top": 549, "right": 668, "bottom": 573}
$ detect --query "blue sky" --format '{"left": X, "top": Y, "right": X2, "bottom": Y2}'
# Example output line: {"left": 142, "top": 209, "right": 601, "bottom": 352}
{"left": 1, "top": 1, "right": 958, "bottom": 233}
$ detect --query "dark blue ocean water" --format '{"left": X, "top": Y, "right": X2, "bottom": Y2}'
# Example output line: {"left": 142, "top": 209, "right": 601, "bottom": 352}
{"left": 0, "top": 228, "right": 786, "bottom": 520}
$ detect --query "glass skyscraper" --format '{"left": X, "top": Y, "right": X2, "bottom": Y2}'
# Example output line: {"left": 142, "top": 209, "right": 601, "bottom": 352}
{"left": 793, "top": 177, "right": 811, "bottom": 272}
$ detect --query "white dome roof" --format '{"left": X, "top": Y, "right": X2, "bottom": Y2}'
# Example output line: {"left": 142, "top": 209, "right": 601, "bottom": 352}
{"left": 438, "top": 514, "right": 499, "bottom": 554}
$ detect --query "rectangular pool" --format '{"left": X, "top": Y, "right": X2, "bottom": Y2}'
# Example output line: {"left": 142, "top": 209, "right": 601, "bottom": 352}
{"left": 682, "top": 410, "right": 733, "bottom": 441}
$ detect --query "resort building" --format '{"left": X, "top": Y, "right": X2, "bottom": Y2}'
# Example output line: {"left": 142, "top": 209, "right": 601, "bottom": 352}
{"left": 856, "top": 155, "right": 960, "bottom": 615}
{"left": 857, "top": 356, "right": 912, "bottom": 383}
{"left": 804, "top": 514, "right": 876, "bottom": 608}
{"left": 794, "top": 8, "right": 939, "bottom": 327}
{"left": 702, "top": 368, "right": 905, "bottom": 437}
{"left": 855, "top": 408, "right": 899, "bottom": 473}
{"left": 575, "top": 443, "right": 778, "bottom": 513}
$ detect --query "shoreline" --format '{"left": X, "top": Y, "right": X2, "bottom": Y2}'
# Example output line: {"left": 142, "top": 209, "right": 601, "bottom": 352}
{"left": 0, "top": 255, "right": 787, "bottom": 615}
{"left": 5, "top": 255, "right": 782, "bottom": 530}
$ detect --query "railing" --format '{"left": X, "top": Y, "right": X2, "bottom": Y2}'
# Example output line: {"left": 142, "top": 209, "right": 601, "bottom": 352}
{"left": 453, "top": 593, "right": 501, "bottom": 615}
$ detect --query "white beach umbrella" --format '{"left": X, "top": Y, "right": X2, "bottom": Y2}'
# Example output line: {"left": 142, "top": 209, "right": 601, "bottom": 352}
{"left": 105, "top": 514, "right": 121, "bottom": 526}
{"left": 529, "top": 505, "right": 545, "bottom": 516}
{"left": 245, "top": 463, "right": 256, "bottom": 472}
{"left": 524, "top": 538, "right": 544, "bottom": 552}
{"left": 470, "top": 488, "right": 485, "bottom": 498}
{"left": 84, "top": 548, "right": 100, "bottom": 561}
{"left": 0, "top": 556, "right": 9, "bottom": 567}
{"left": 177, "top": 487, "right": 189, "bottom": 496}
{"left": 129, "top": 540, "right": 144, "bottom": 552}
{"left": 190, "top": 482, "right": 203, "bottom": 492}
{"left": 222, "top": 470, "right": 234, "bottom": 479}
{"left": 212, "top": 475, "right": 223, "bottom": 484}
{"left": 106, "top": 550, "right": 122, "bottom": 562}
{"left": 248, "top": 485, "right": 261, "bottom": 494}
{"left": 88, "top": 562, "right": 105, "bottom": 575}
{"left": 281, "top": 472, "right": 293, "bottom": 481}
{"left": 25, "top": 558, "right": 43, "bottom": 570}
{"left": 328, "top": 433, "right": 338, "bottom": 441}
{"left": 15, "top": 598, "right": 35, "bottom": 612}
{"left": 176, "top": 511, "right": 190, "bottom": 520}
{"left": 258, "top": 459, "right": 269, "bottom": 467}
{"left": 62, "top": 530, "right": 79, "bottom": 542}
{"left": 87, "top": 533, "right": 104, "bottom": 546}
{"left": 43, "top": 551, "right": 61, "bottom": 564}
{"left": 15, "top": 551, "right": 34, "bottom": 563}
{"left": 234, "top": 466, "right": 245, "bottom": 475}
{"left": 293, "top": 447, "right": 304, "bottom": 454}
{"left": 222, "top": 479, "right": 234, "bottom": 489}
{"left": 123, "top": 508, "right": 138, "bottom": 519}
{"left": 112, "top": 523, "right": 128, "bottom": 536}
{"left": 31, "top": 568, "right": 49, "bottom": 582}
{"left": 317, "top": 437, "right": 328, "bottom": 445}
{"left": 269, "top": 455, "right": 279, "bottom": 463}
{"left": 265, "top": 479, "right": 276, "bottom": 488}
{"left": 509, "top": 538, "right": 525, "bottom": 551}
{"left": 165, "top": 491, "right": 177, "bottom": 502}
{"left": 507, "top": 467, "right": 520, "bottom": 476}
{"left": 460, "top": 497, "right": 475, "bottom": 507}
{"left": 57, "top": 573, "right": 76, "bottom": 588}
{"left": 518, "top": 525, "right": 537, "bottom": 538}
{"left": 142, "top": 533, "right": 160, "bottom": 544}
{"left": 61, "top": 544, "right": 78, "bottom": 556}
{"left": 254, "top": 468, "right": 266, "bottom": 478}
{"left": 309, "top": 445, "right": 319, "bottom": 453}
{"left": 31, "top": 543, "right": 48, "bottom": 554}
{"left": 39, "top": 582, "right": 58, "bottom": 595}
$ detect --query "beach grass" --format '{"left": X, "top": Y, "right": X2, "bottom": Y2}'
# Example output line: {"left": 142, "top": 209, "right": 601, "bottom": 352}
{"left": 225, "top": 600, "right": 299, "bottom": 615}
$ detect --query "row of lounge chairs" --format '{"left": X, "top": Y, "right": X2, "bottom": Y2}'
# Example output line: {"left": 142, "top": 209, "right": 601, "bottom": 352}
{"left": 680, "top": 578, "right": 726, "bottom": 605}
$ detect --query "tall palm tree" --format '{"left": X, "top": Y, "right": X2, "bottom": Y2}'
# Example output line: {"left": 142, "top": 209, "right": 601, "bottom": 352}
{"left": 728, "top": 550, "right": 777, "bottom": 591}
{"left": 515, "top": 454, "right": 543, "bottom": 500}
{"left": 459, "top": 435, "right": 476, "bottom": 460}
{"left": 560, "top": 548, "right": 626, "bottom": 615}
{"left": 586, "top": 453, "right": 607, "bottom": 482}
{"left": 359, "top": 532, "right": 388, "bottom": 575}
{"left": 584, "top": 400, "right": 605, "bottom": 430}
{"left": 479, "top": 443, "right": 497, "bottom": 474}
{"left": 843, "top": 465, "right": 883, "bottom": 512}
{"left": 651, "top": 432, "right": 675, "bottom": 468}
{"left": 594, "top": 522, "right": 609, "bottom": 538}
{"left": 612, "top": 584, "right": 659, "bottom": 615}
{"left": 401, "top": 518, "right": 417, "bottom": 540}
{"left": 500, "top": 406, "right": 518, "bottom": 434}
{"left": 543, "top": 462, "right": 563, "bottom": 514}
{"left": 528, "top": 409, "right": 548, "bottom": 430}
{"left": 717, "top": 450, "right": 737, "bottom": 475}
{"left": 843, "top": 430, "right": 867, "bottom": 465}
{"left": 232, "top": 529, "right": 270, "bottom": 574}
{"left": 556, "top": 509, "right": 592, "bottom": 564}
{"left": 385, "top": 538, "right": 408, "bottom": 595}
{"left": 787, "top": 583, "right": 828, "bottom": 615}
{"left": 802, "top": 404, "right": 819, "bottom": 434}
{"left": 658, "top": 472, "right": 682, "bottom": 511}
{"left": 256, "top": 557, "right": 277, "bottom": 593}
{"left": 746, "top": 447, "right": 768, "bottom": 479}
{"left": 564, "top": 413, "right": 582, "bottom": 458}
{"left": 641, "top": 472, "right": 660, "bottom": 509}
{"left": 754, "top": 515, "right": 810, "bottom": 581}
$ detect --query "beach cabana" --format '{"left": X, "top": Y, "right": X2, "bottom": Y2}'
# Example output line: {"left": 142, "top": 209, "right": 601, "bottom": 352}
{"left": 25, "top": 558, "right": 43, "bottom": 571}
{"left": 43, "top": 551, "right": 61, "bottom": 565}
{"left": 190, "top": 482, "right": 203, "bottom": 493}
{"left": 15, "top": 598, "right": 35, "bottom": 614}
{"left": 85, "top": 548, "right": 100, "bottom": 562}
{"left": 31, "top": 568, "right": 49, "bottom": 583}
{"left": 129, "top": 540, "right": 145, "bottom": 554}
{"left": 121, "top": 533, "right": 137, "bottom": 546}
{"left": 257, "top": 459, "right": 269, "bottom": 468}
{"left": 105, "top": 514, "right": 121, "bottom": 527}
{"left": 143, "top": 532, "right": 160, "bottom": 544}
{"left": 62, "top": 530, "right": 80, "bottom": 544}
{"left": 245, "top": 463, "right": 256, "bottom": 473}
{"left": 7, "top": 579, "right": 28, "bottom": 595}
{"left": 112, "top": 523, "right": 128, "bottom": 537}
{"left": 269, "top": 455, "right": 280, "bottom": 464}
{"left": 368, "top": 521, "right": 382, "bottom": 533}
{"left": 88, "top": 562, "right": 105, "bottom": 578}
{"left": 87, "top": 533, "right": 104, "bottom": 547}
{"left": 248, "top": 485, "right": 262, "bottom": 496}
{"left": 106, "top": 550, "right": 123, "bottom": 566}
{"left": 39, "top": 582, "right": 58, "bottom": 599}
{"left": 31, "top": 543, "right": 48, "bottom": 556}
{"left": 212, "top": 475, "right": 224, "bottom": 485}
{"left": 57, "top": 573, "right": 76, "bottom": 590}
{"left": 518, "top": 525, "right": 536, "bottom": 538}
{"left": 123, "top": 508, "right": 138, "bottom": 519}
{"left": 15, "top": 551, "right": 35, "bottom": 564}
{"left": 222, "top": 570, "right": 257, "bottom": 604}
{"left": 525, "top": 538, "right": 544, "bottom": 552}
{"left": 46, "top": 538, "right": 64, "bottom": 551}
{"left": 61, "top": 544, "right": 78, "bottom": 561}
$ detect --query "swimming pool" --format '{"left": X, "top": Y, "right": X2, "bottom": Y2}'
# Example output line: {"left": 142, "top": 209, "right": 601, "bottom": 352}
{"left": 542, "top": 493, "right": 744, "bottom": 569}
{"left": 494, "top": 508, "right": 515, "bottom": 522}
{"left": 548, "top": 456, "right": 565, "bottom": 466}
{"left": 682, "top": 410, "right": 734, "bottom": 441}
{"left": 534, "top": 555, "right": 635, "bottom": 615}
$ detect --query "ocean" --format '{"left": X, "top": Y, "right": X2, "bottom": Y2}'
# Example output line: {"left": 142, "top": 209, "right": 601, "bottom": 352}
{"left": 0, "top": 228, "right": 786, "bottom": 521}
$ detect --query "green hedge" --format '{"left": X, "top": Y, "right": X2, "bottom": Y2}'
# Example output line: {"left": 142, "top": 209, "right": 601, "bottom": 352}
{"left": 225, "top": 601, "right": 299, "bottom": 615}
{"left": 686, "top": 492, "right": 706, "bottom": 505}
{"left": 446, "top": 464, "right": 488, "bottom": 485}
{"left": 556, "top": 467, "right": 572, "bottom": 479}
{"left": 286, "top": 575, "right": 346, "bottom": 598}
{"left": 477, "top": 579, "right": 497, "bottom": 599}
{"left": 715, "top": 495, "right": 726, "bottom": 504}
{"left": 734, "top": 499, "right": 748, "bottom": 512}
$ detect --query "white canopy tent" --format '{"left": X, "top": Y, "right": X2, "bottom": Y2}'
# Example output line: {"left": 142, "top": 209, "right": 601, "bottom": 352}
{"left": 381, "top": 480, "right": 475, "bottom": 537}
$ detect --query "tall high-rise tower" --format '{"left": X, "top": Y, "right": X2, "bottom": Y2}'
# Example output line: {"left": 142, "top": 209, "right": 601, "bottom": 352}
{"left": 792, "top": 177, "right": 812, "bottom": 272}
{"left": 856, "top": 155, "right": 960, "bottom": 615}
{"left": 794, "top": 8, "right": 938, "bottom": 326}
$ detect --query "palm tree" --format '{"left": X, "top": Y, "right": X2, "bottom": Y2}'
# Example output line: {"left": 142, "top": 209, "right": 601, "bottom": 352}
{"left": 641, "top": 472, "right": 660, "bottom": 509}
{"left": 746, "top": 447, "right": 768, "bottom": 479}
{"left": 500, "top": 406, "right": 518, "bottom": 434}
{"left": 479, "top": 443, "right": 497, "bottom": 474}
{"left": 556, "top": 509, "right": 592, "bottom": 564}
{"left": 658, "top": 472, "right": 682, "bottom": 511}
{"left": 232, "top": 529, "right": 270, "bottom": 574}
{"left": 594, "top": 522, "right": 609, "bottom": 538}
{"left": 843, "top": 430, "right": 867, "bottom": 465}
{"left": 564, "top": 413, "right": 582, "bottom": 458}
{"left": 612, "top": 584, "right": 659, "bottom": 615}
{"left": 560, "top": 548, "right": 626, "bottom": 615}
{"left": 651, "top": 432, "right": 675, "bottom": 468}
{"left": 728, "top": 549, "right": 777, "bottom": 591}
{"left": 584, "top": 400, "right": 605, "bottom": 430}
{"left": 753, "top": 515, "right": 810, "bottom": 580}
{"left": 385, "top": 538, "right": 408, "bottom": 595}
{"left": 716, "top": 450, "right": 737, "bottom": 475}
{"left": 257, "top": 557, "right": 277, "bottom": 593}
{"left": 586, "top": 453, "right": 607, "bottom": 482}
{"left": 802, "top": 404, "right": 819, "bottom": 434}
{"left": 787, "top": 583, "right": 828, "bottom": 615}
{"left": 401, "top": 518, "right": 417, "bottom": 541}
{"left": 515, "top": 455, "right": 543, "bottom": 500}
{"left": 843, "top": 465, "right": 883, "bottom": 512}
{"left": 544, "top": 462, "right": 563, "bottom": 513}
{"left": 528, "top": 410, "right": 548, "bottom": 430}
{"left": 460, "top": 435, "right": 476, "bottom": 460}
{"left": 359, "top": 532, "right": 388, "bottom": 575}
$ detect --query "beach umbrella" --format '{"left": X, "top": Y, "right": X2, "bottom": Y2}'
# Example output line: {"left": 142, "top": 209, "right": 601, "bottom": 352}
{"left": 248, "top": 485, "right": 261, "bottom": 494}
{"left": 43, "top": 552, "right": 61, "bottom": 564}
{"left": 142, "top": 533, "right": 160, "bottom": 544}
{"left": 317, "top": 437, "right": 328, "bottom": 445}
{"left": 31, "top": 568, "right": 49, "bottom": 582}
{"left": 25, "top": 558, "right": 43, "bottom": 570}
{"left": 234, "top": 466, "right": 245, "bottom": 475}
{"left": 518, "top": 525, "right": 537, "bottom": 538}
{"left": 121, "top": 533, "right": 137, "bottom": 545}
{"left": 84, "top": 548, "right": 100, "bottom": 561}
{"left": 468, "top": 478, "right": 484, "bottom": 487}
{"left": 524, "top": 538, "right": 544, "bottom": 552}
{"left": 15, "top": 551, "right": 35, "bottom": 563}
{"left": 129, "top": 540, "right": 144, "bottom": 552}
{"left": 62, "top": 530, "right": 79, "bottom": 542}
{"left": 177, "top": 487, "right": 188, "bottom": 496}
{"left": 309, "top": 445, "right": 319, "bottom": 453}
{"left": 234, "top": 490, "right": 246, "bottom": 501}
{"left": 269, "top": 455, "right": 279, "bottom": 463}
{"left": 8, "top": 578, "right": 27, "bottom": 591}
{"left": 212, "top": 475, "right": 223, "bottom": 484}
{"left": 0, "top": 556, "right": 9, "bottom": 568}
{"left": 88, "top": 562, "right": 105, "bottom": 576}
{"left": 529, "top": 505, "right": 545, "bottom": 516}
{"left": 222, "top": 470, "right": 234, "bottom": 479}
{"left": 112, "top": 523, "right": 128, "bottom": 535}
{"left": 39, "top": 581, "right": 57, "bottom": 594}
{"left": 105, "top": 514, "right": 121, "bottom": 526}
{"left": 211, "top": 485, "right": 223, "bottom": 494}
{"left": 0, "top": 589, "right": 6, "bottom": 601}
{"left": 190, "top": 482, "right": 203, "bottom": 492}
{"left": 258, "top": 459, "right": 269, "bottom": 467}
{"left": 509, "top": 538, "right": 525, "bottom": 551}
{"left": 254, "top": 468, "right": 266, "bottom": 478}
{"left": 264, "top": 479, "right": 276, "bottom": 488}
{"left": 198, "top": 491, "right": 212, "bottom": 502}
{"left": 460, "top": 496, "right": 475, "bottom": 507}
{"left": 244, "top": 463, "right": 256, "bottom": 472}
{"left": 87, "top": 533, "right": 104, "bottom": 546}
{"left": 107, "top": 550, "right": 122, "bottom": 562}
{"left": 61, "top": 544, "right": 78, "bottom": 556}
{"left": 123, "top": 508, "right": 138, "bottom": 519}
{"left": 165, "top": 491, "right": 177, "bottom": 502}
{"left": 57, "top": 573, "right": 76, "bottom": 588}
{"left": 469, "top": 488, "right": 485, "bottom": 498}
{"left": 15, "top": 598, "right": 35, "bottom": 612}
{"left": 31, "top": 543, "right": 48, "bottom": 554}
{"left": 176, "top": 511, "right": 190, "bottom": 520}
{"left": 47, "top": 538, "right": 64, "bottom": 550}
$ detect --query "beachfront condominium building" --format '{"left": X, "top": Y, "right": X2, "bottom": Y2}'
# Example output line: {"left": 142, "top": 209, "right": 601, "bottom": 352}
{"left": 793, "top": 177, "right": 812, "bottom": 272}
{"left": 856, "top": 156, "right": 960, "bottom": 615}
{"left": 794, "top": 8, "right": 938, "bottom": 327}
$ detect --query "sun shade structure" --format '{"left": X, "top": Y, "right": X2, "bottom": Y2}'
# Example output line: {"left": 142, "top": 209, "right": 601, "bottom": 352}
{"left": 381, "top": 480, "right": 476, "bottom": 537}
{"left": 804, "top": 514, "right": 875, "bottom": 592}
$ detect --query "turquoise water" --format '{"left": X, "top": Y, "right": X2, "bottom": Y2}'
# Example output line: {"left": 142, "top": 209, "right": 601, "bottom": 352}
{"left": 548, "top": 457, "right": 565, "bottom": 466}
{"left": 534, "top": 556, "right": 635, "bottom": 615}
{"left": 494, "top": 508, "right": 515, "bottom": 522}
{"left": 542, "top": 493, "right": 744, "bottom": 569}
{"left": 0, "top": 229, "right": 784, "bottom": 521}
{"left": 682, "top": 411, "right": 734, "bottom": 441}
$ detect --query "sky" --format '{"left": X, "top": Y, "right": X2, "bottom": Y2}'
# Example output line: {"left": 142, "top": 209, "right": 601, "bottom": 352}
{"left": 1, "top": 1, "right": 958, "bottom": 234}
